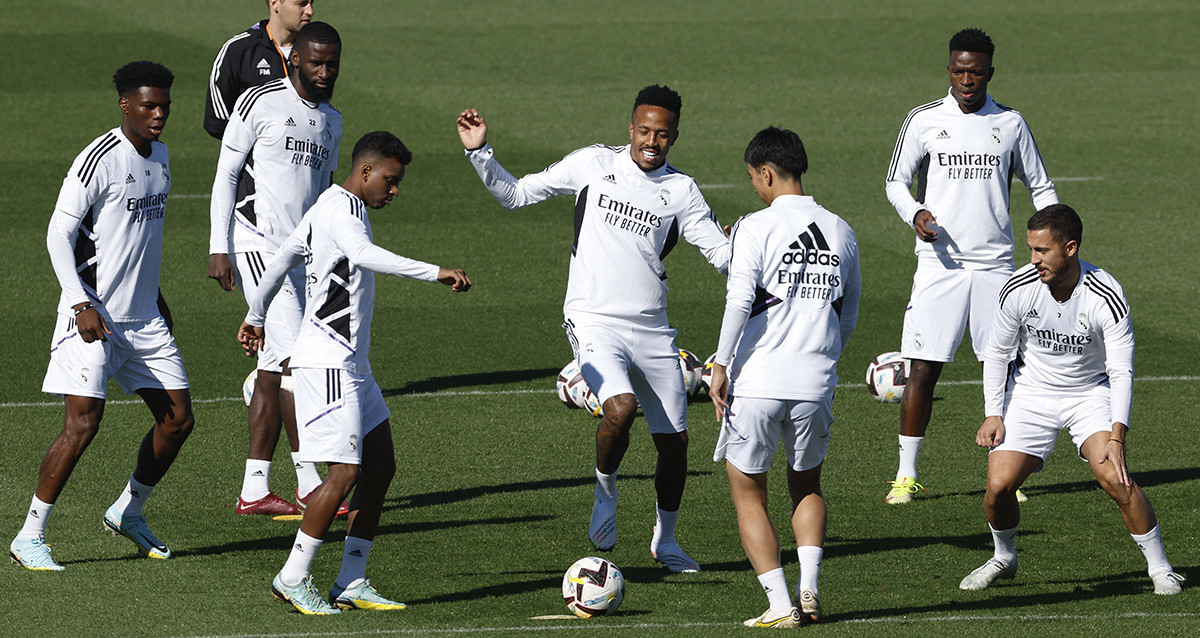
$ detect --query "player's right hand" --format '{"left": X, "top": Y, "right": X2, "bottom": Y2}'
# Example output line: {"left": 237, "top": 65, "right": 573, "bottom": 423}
{"left": 710, "top": 364, "right": 730, "bottom": 420}
{"left": 976, "top": 416, "right": 1005, "bottom": 448}
{"left": 438, "top": 267, "right": 472, "bottom": 292}
{"left": 237, "top": 322, "right": 264, "bottom": 356}
{"left": 456, "top": 108, "right": 488, "bottom": 150}
{"left": 208, "top": 253, "right": 236, "bottom": 291}
{"left": 913, "top": 209, "right": 939, "bottom": 243}
{"left": 75, "top": 306, "right": 111, "bottom": 343}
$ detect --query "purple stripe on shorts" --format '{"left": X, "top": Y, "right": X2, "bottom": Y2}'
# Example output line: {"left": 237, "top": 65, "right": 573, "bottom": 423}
{"left": 305, "top": 402, "right": 343, "bottom": 428}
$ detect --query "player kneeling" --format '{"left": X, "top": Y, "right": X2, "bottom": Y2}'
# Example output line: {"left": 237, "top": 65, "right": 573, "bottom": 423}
{"left": 960, "top": 204, "right": 1183, "bottom": 596}
{"left": 239, "top": 132, "right": 471, "bottom": 614}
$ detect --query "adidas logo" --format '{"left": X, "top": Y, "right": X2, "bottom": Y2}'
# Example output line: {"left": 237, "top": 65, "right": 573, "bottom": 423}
{"left": 349, "top": 549, "right": 363, "bottom": 557}
{"left": 251, "top": 470, "right": 266, "bottom": 477}
{"left": 129, "top": 489, "right": 140, "bottom": 497}
{"left": 602, "top": 174, "right": 617, "bottom": 184}
{"left": 257, "top": 58, "right": 271, "bottom": 76}
{"left": 284, "top": 117, "right": 296, "bottom": 127}
{"left": 125, "top": 173, "right": 136, "bottom": 184}
{"left": 936, "top": 129, "right": 950, "bottom": 140}
{"left": 783, "top": 222, "right": 841, "bottom": 266}
{"left": 1024, "top": 309, "right": 1040, "bottom": 318}
{"left": 294, "top": 543, "right": 305, "bottom": 552}
{"left": 29, "top": 510, "right": 38, "bottom": 518}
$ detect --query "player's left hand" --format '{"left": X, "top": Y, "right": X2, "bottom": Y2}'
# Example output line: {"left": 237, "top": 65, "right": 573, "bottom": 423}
{"left": 438, "top": 267, "right": 472, "bottom": 292}
{"left": 237, "top": 322, "right": 264, "bottom": 357}
{"left": 710, "top": 364, "right": 730, "bottom": 420}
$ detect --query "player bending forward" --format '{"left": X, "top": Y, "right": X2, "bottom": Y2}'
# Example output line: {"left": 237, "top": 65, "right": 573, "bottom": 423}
{"left": 11, "top": 62, "right": 193, "bottom": 570}
{"left": 959, "top": 204, "right": 1183, "bottom": 595}
{"left": 239, "top": 132, "right": 471, "bottom": 614}
{"left": 457, "top": 85, "right": 731, "bottom": 572}
{"left": 710, "top": 128, "right": 860, "bottom": 627}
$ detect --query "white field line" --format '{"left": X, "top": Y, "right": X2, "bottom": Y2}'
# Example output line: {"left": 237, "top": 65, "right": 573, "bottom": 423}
{"left": 170, "top": 611, "right": 1200, "bottom": 638}
{"left": 2, "top": 376, "right": 1195, "bottom": 410}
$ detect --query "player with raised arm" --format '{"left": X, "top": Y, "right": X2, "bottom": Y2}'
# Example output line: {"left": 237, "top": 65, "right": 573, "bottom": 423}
{"left": 884, "top": 28, "right": 1058, "bottom": 504}
{"left": 209, "top": 21, "right": 343, "bottom": 516}
{"left": 10, "top": 62, "right": 193, "bottom": 570}
{"left": 239, "top": 131, "right": 471, "bottom": 614}
{"left": 457, "top": 85, "right": 731, "bottom": 572}
{"left": 204, "top": 0, "right": 315, "bottom": 140}
{"left": 709, "top": 128, "right": 860, "bottom": 626}
{"left": 959, "top": 204, "right": 1183, "bottom": 595}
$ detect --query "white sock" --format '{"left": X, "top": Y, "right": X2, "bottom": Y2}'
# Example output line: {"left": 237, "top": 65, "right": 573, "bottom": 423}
{"left": 113, "top": 476, "right": 154, "bottom": 517}
{"left": 796, "top": 545, "right": 823, "bottom": 595}
{"left": 1132, "top": 525, "right": 1172, "bottom": 575}
{"left": 595, "top": 468, "right": 617, "bottom": 502}
{"left": 990, "top": 524, "right": 1018, "bottom": 565}
{"left": 17, "top": 496, "right": 54, "bottom": 541}
{"left": 652, "top": 503, "right": 678, "bottom": 548}
{"left": 336, "top": 536, "right": 373, "bottom": 589}
{"left": 293, "top": 453, "right": 322, "bottom": 499}
{"left": 757, "top": 567, "right": 792, "bottom": 614}
{"left": 897, "top": 435, "right": 923, "bottom": 480}
{"left": 240, "top": 460, "right": 271, "bottom": 501}
{"left": 280, "top": 530, "right": 323, "bottom": 586}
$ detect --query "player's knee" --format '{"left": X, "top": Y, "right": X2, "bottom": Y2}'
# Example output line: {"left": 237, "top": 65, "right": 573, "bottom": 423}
{"left": 985, "top": 475, "right": 1020, "bottom": 500}
{"left": 602, "top": 395, "right": 638, "bottom": 427}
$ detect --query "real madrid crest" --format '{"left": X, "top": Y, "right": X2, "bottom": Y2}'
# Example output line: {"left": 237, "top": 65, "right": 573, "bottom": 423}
{"left": 1077, "top": 313, "right": 1089, "bottom": 332}
{"left": 991, "top": 127, "right": 1001, "bottom": 144}
{"left": 657, "top": 188, "right": 670, "bottom": 207}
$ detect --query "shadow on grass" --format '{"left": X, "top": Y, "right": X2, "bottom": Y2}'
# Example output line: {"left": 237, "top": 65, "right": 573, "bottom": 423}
{"left": 827, "top": 569, "right": 1162, "bottom": 623}
{"left": 383, "top": 367, "right": 559, "bottom": 396}
{"left": 937, "top": 466, "right": 1200, "bottom": 501}
{"left": 385, "top": 470, "right": 713, "bottom": 511}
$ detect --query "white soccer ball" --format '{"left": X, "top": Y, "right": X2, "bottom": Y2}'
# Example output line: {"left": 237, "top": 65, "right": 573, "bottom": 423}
{"left": 562, "top": 556, "right": 625, "bottom": 618}
{"left": 242, "top": 370, "right": 257, "bottom": 407}
{"left": 866, "top": 352, "right": 910, "bottom": 403}
{"left": 678, "top": 348, "right": 703, "bottom": 396}
{"left": 699, "top": 352, "right": 717, "bottom": 393}
{"left": 581, "top": 387, "right": 604, "bottom": 418}
{"left": 556, "top": 360, "right": 582, "bottom": 409}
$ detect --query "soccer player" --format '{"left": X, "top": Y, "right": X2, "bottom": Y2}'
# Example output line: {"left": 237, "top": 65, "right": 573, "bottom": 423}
{"left": 204, "top": 0, "right": 315, "bottom": 140}
{"left": 959, "top": 204, "right": 1183, "bottom": 596}
{"left": 456, "top": 85, "right": 731, "bottom": 572}
{"left": 9, "top": 62, "right": 192, "bottom": 570}
{"left": 709, "top": 128, "right": 860, "bottom": 627}
{"left": 884, "top": 28, "right": 1058, "bottom": 504}
{"left": 209, "top": 21, "right": 343, "bottom": 516}
{"left": 238, "top": 131, "right": 472, "bottom": 614}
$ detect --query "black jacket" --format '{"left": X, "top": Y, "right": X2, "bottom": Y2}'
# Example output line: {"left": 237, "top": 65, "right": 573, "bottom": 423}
{"left": 204, "top": 20, "right": 290, "bottom": 140}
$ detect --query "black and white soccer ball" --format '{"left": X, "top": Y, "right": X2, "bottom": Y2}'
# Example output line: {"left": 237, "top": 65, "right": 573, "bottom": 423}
{"left": 556, "top": 360, "right": 584, "bottom": 409}
{"left": 242, "top": 370, "right": 257, "bottom": 407}
{"left": 699, "top": 352, "right": 717, "bottom": 393}
{"left": 562, "top": 556, "right": 625, "bottom": 618}
{"left": 677, "top": 348, "right": 703, "bottom": 396}
{"left": 866, "top": 352, "right": 910, "bottom": 403}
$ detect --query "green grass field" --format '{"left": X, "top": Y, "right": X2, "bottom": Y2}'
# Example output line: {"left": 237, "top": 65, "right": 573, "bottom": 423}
{"left": 2, "top": 1, "right": 1197, "bottom": 636}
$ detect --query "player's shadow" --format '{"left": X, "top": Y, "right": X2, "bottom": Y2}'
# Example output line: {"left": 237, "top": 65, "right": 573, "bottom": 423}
{"left": 826, "top": 569, "right": 1171, "bottom": 623}
{"left": 382, "top": 471, "right": 711, "bottom": 512}
{"left": 936, "top": 466, "right": 1200, "bottom": 501}
{"left": 402, "top": 567, "right": 650, "bottom": 614}
{"left": 382, "top": 367, "right": 559, "bottom": 396}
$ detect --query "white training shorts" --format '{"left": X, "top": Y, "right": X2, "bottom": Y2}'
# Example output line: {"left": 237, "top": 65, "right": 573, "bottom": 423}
{"left": 564, "top": 314, "right": 687, "bottom": 435}
{"left": 235, "top": 251, "right": 304, "bottom": 373}
{"left": 992, "top": 385, "right": 1113, "bottom": 461}
{"left": 901, "top": 264, "right": 1011, "bottom": 363}
{"left": 714, "top": 396, "right": 833, "bottom": 474}
{"left": 42, "top": 313, "right": 189, "bottom": 399}
{"left": 293, "top": 367, "right": 390, "bottom": 465}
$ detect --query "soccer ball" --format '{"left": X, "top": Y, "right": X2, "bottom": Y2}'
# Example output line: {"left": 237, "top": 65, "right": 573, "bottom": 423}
{"left": 866, "top": 352, "right": 910, "bottom": 403}
{"left": 556, "top": 360, "right": 583, "bottom": 409}
{"left": 242, "top": 370, "right": 257, "bottom": 407}
{"left": 562, "top": 556, "right": 625, "bottom": 618}
{"left": 699, "top": 352, "right": 717, "bottom": 393}
{"left": 678, "top": 348, "right": 703, "bottom": 396}
{"left": 581, "top": 388, "right": 604, "bottom": 418}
